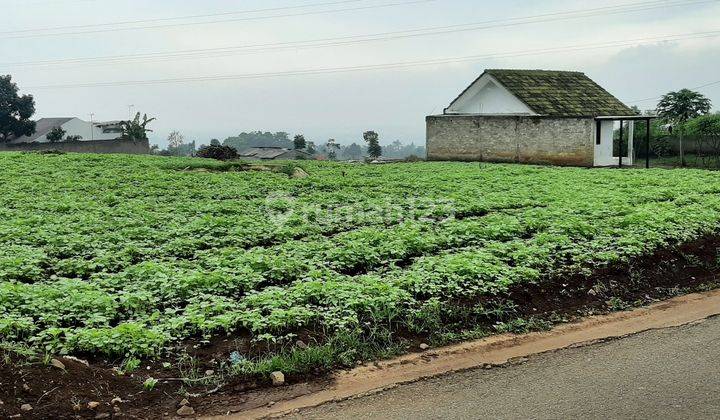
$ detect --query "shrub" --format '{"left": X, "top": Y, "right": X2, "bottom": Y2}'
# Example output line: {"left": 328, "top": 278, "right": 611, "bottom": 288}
{"left": 196, "top": 144, "right": 239, "bottom": 161}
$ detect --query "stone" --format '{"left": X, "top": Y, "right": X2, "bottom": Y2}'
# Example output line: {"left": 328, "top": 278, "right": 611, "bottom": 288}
{"left": 94, "top": 413, "right": 110, "bottom": 419}
{"left": 50, "top": 358, "right": 66, "bottom": 370}
{"left": 419, "top": 343, "right": 430, "bottom": 350}
{"left": 267, "top": 401, "right": 276, "bottom": 407}
{"left": 205, "top": 369, "right": 215, "bottom": 376}
{"left": 270, "top": 371, "right": 285, "bottom": 386}
{"left": 88, "top": 401, "right": 101, "bottom": 410}
{"left": 65, "top": 356, "right": 90, "bottom": 367}
{"left": 176, "top": 405, "right": 195, "bottom": 417}
{"left": 179, "top": 398, "right": 190, "bottom": 407}
{"left": 20, "top": 404, "right": 33, "bottom": 411}
{"left": 291, "top": 167, "right": 309, "bottom": 178}
{"left": 22, "top": 384, "right": 30, "bottom": 391}
{"left": 110, "top": 397, "right": 123, "bottom": 405}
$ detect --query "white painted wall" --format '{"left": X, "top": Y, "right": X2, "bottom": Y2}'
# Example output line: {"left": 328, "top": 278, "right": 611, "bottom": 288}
{"left": 445, "top": 74, "right": 535, "bottom": 115}
{"left": 593, "top": 120, "right": 634, "bottom": 166}
{"left": 36, "top": 118, "right": 121, "bottom": 143}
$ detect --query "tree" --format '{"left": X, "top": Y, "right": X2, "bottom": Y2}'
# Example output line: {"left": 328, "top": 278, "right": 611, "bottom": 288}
{"left": 0, "top": 75, "right": 36, "bottom": 142}
{"left": 46, "top": 126, "right": 65, "bottom": 142}
{"left": 306, "top": 141, "right": 316, "bottom": 155}
{"left": 210, "top": 138, "right": 221, "bottom": 146}
{"left": 342, "top": 142, "right": 363, "bottom": 160}
{"left": 167, "top": 131, "right": 185, "bottom": 149}
{"left": 121, "top": 112, "right": 155, "bottom": 141}
{"left": 363, "top": 130, "right": 382, "bottom": 158}
{"left": 686, "top": 114, "right": 720, "bottom": 167}
{"left": 657, "top": 89, "right": 712, "bottom": 166}
{"left": 326, "top": 138, "right": 340, "bottom": 160}
{"left": 293, "top": 134, "right": 307, "bottom": 150}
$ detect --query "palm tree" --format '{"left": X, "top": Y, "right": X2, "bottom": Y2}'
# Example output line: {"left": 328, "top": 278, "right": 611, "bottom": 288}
{"left": 656, "top": 89, "right": 711, "bottom": 166}
{"left": 121, "top": 112, "right": 156, "bottom": 141}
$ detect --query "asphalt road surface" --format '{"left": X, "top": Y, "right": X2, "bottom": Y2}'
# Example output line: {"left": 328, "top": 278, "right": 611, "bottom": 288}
{"left": 291, "top": 316, "right": 720, "bottom": 419}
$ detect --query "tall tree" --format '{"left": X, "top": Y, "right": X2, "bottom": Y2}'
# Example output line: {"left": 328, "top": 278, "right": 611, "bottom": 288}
{"left": 657, "top": 89, "right": 712, "bottom": 166}
{"left": 167, "top": 131, "right": 185, "bottom": 148}
{"left": 210, "top": 138, "right": 221, "bottom": 146}
{"left": 363, "top": 130, "right": 382, "bottom": 158}
{"left": 293, "top": 134, "right": 307, "bottom": 150}
{"left": 325, "top": 138, "right": 340, "bottom": 160}
{"left": 0, "top": 75, "right": 36, "bottom": 142}
{"left": 121, "top": 112, "right": 155, "bottom": 141}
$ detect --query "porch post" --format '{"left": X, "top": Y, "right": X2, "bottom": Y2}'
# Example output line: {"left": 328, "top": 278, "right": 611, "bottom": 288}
{"left": 645, "top": 118, "right": 651, "bottom": 169}
{"left": 619, "top": 119, "right": 624, "bottom": 168}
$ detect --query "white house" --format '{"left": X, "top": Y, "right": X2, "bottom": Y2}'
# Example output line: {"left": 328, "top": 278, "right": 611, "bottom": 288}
{"left": 427, "top": 69, "right": 653, "bottom": 167}
{"left": 9, "top": 117, "right": 123, "bottom": 144}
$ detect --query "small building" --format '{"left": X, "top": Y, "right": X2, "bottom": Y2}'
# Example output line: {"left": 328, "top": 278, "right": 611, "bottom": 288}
{"left": 2, "top": 117, "right": 149, "bottom": 154}
{"left": 238, "top": 147, "right": 312, "bottom": 160}
{"left": 426, "top": 69, "right": 647, "bottom": 167}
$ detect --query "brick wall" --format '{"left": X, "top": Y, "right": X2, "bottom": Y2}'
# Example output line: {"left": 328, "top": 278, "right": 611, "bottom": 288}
{"left": 426, "top": 115, "right": 595, "bottom": 166}
{"left": 0, "top": 138, "right": 150, "bottom": 155}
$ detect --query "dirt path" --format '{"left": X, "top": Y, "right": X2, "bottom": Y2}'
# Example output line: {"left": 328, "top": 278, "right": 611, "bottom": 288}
{"left": 215, "top": 289, "right": 720, "bottom": 419}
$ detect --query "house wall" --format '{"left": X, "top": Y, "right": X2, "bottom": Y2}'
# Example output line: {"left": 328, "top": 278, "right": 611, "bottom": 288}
{"left": 0, "top": 138, "right": 150, "bottom": 155}
{"left": 31, "top": 118, "right": 120, "bottom": 143}
{"left": 446, "top": 75, "right": 536, "bottom": 115}
{"left": 426, "top": 115, "right": 595, "bottom": 166}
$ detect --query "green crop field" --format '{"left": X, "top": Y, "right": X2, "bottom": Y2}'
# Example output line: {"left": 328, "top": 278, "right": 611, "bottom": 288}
{"left": 2, "top": 153, "right": 720, "bottom": 374}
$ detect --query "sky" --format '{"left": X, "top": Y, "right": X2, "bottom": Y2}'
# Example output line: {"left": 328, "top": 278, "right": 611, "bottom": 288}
{"left": 1, "top": 0, "right": 719, "bottom": 147}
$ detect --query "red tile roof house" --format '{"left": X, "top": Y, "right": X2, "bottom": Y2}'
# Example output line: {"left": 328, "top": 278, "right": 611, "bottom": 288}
{"left": 426, "top": 69, "right": 653, "bottom": 167}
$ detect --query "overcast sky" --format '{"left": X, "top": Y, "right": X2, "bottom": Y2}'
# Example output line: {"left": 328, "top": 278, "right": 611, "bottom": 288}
{"left": 2, "top": 0, "right": 719, "bottom": 147}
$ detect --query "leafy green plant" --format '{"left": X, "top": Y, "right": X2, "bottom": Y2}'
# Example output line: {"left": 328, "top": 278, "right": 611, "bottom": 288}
{"left": 143, "top": 377, "right": 158, "bottom": 391}
{"left": 1, "top": 154, "right": 720, "bottom": 367}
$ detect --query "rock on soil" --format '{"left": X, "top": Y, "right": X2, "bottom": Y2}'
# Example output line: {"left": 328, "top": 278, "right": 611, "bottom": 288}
{"left": 419, "top": 343, "right": 430, "bottom": 350}
{"left": 270, "top": 371, "right": 285, "bottom": 386}
{"left": 176, "top": 405, "right": 195, "bottom": 417}
{"left": 292, "top": 167, "right": 309, "bottom": 178}
{"left": 20, "top": 404, "right": 33, "bottom": 411}
{"left": 50, "top": 358, "right": 66, "bottom": 370}
{"left": 88, "top": 401, "right": 101, "bottom": 409}
{"left": 179, "top": 398, "right": 190, "bottom": 407}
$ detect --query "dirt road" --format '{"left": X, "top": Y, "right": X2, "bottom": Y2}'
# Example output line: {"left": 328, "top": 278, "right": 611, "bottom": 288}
{"left": 291, "top": 316, "right": 720, "bottom": 419}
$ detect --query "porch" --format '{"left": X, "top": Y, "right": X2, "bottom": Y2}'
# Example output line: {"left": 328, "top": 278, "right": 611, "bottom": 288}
{"left": 594, "top": 115, "right": 656, "bottom": 168}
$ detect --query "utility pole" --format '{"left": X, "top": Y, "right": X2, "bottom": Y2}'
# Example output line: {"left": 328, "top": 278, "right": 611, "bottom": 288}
{"left": 89, "top": 113, "right": 95, "bottom": 141}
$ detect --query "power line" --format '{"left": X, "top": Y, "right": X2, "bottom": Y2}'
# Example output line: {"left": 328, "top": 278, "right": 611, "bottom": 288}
{"left": 2, "top": 0, "right": 714, "bottom": 67}
{"left": 23, "top": 30, "right": 720, "bottom": 90}
{"left": 0, "top": 0, "right": 436, "bottom": 40}
{"left": 1, "top": 0, "right": 367, "bottom": 34}
{"left": 626, "top": 80, "right": 720, "bottom": 103}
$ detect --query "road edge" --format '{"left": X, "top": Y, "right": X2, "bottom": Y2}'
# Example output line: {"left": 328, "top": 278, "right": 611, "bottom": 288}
{"left": 215, "top": 289, "right": 720, "bottom": 419}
